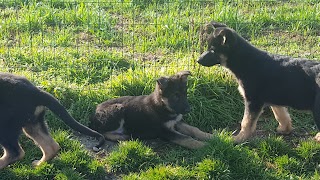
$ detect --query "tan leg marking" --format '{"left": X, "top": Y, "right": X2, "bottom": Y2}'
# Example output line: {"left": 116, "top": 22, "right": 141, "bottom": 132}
{"left": 23, "top": 124, "right": 60, "bottom": 167}
{"left": 270, "top": 106, "right": 293, "bottom": 134}
{"left": 164, "top": 128, "right": 206, "bottom": 149}
{"left": 169, "top": 137, "right": 205, "bottom": 149}
{"left": 314, "top": 133, "right": 320, "bottom": 142}
{"left": 0, "top": 144, "right": 25, "bottom": 169}
{"left": 102, "top": 119, "right": 130, "bottom": 141}
{"left": 238, "top": 85, "right": 245, "bottom": 98}
{"left": 175, "top": 122, "right": 213, "bottom": 141}
{"left": 103, "top": 132, "right": 130, "bottom": 141}
{"left": 233, "top": 107, "right": 263, "bottom": 143}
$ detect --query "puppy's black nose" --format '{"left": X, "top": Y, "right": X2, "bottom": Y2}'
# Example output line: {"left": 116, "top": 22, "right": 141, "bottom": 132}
{"left": 197, "top": 51, "right": 218, "bottom": 67}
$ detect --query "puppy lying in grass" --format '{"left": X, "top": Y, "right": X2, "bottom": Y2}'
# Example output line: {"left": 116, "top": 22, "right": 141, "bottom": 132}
{"left": 89, "top": 71, "right": 213, "bottom": 149}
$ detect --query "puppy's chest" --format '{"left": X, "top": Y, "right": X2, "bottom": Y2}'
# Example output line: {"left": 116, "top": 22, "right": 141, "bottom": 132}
{"left": 163, "top": 114, "right": 183, "bottom": 130}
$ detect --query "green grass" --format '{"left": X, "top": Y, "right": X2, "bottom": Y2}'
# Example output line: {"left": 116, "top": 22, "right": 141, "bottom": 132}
{"left": 0, "top": 0, "right": 320, "bottom": 179}
{"left": 106, "top": 140, "right": 160, "bottom": 173}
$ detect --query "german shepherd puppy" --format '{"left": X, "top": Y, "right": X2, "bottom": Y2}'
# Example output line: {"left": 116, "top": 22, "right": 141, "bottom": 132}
{"left": 198, "top": 21, "right": 320, "bottom": 143}
{"left": 0, "top": 73, "right": 105, "bottom": 169}
{"left": 89, "top": 71, "right": 213, "bottom": 149}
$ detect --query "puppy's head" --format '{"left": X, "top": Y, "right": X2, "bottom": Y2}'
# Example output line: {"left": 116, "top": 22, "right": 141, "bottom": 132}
{"left": 156, "top": 71, "right": 191, "bottom": 115}
{"left": 198, "top": 22, "right": 236, "bottom": 67}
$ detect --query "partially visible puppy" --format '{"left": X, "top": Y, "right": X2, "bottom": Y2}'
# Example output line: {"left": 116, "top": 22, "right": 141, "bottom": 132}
{"left": 89, "top": 71, "right": 213, "bottom": 149}
{"left": 0, "top": 73, "right": 105, "bottom": 170}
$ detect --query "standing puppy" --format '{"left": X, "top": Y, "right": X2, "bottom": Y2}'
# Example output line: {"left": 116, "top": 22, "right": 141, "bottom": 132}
{"left": 0, "top": 73, "right": 105, "bottom": 169}
{"left": 198, "top": 21, "right": 320, "bottom": 143}
{"left": 90, "top": 71, "right": 213, "bottom": 149}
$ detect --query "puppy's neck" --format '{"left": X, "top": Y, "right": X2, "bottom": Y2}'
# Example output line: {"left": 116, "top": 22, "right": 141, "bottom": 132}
{"left": 150, "top": 86, "right": 177, "bottom": 116}
{"left": 223, "top": 38, "right": 269, "bottom": 79}
{"left": 150, "top": 86, "right": 162, "bottom": 105}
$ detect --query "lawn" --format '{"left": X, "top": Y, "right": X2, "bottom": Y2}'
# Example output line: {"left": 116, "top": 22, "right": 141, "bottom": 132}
{"left": 0, "top": 0, "right": 320, "bottom": 179}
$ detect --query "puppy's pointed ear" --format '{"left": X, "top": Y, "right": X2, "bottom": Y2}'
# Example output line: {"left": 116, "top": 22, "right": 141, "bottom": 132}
{"left": 201, "top": 23, "right": 215, "bottom": 52}
{"left": 157, "top": 77, "right": 169, "bottom": 90}
{"left": 203, "top": 23, "right": 215, "bottom": 35}
{"left": 210, "top": 21, "right": 228, "bottom": 28}
{"left": 176, "top": 70, "right": 191, "bottom": 82}
{"left": 203, "top": 21, "right": 228, "bottom": 35}
{"left": 215, "top": 28, "right": 235, "bottom": 47}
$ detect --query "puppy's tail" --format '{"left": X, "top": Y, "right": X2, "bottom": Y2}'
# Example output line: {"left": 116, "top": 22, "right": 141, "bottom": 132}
{"left": 36, "top": 90, "right": 105, "bottom": 150}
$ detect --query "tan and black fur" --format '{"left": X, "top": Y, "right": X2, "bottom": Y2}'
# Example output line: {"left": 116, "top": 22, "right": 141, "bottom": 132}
{"left": 198, "top": 21, "right": 320, "bottom": 143}
{"left": 89, "top": 71, "right": 213, "bottom": 149}
{"left": 0, "top": 73, "right": 105, "bottom": 169}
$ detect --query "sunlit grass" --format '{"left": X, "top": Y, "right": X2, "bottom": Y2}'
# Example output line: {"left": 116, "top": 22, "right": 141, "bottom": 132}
{"left": 0, "top": 0, "right": 319, "bottom": 179}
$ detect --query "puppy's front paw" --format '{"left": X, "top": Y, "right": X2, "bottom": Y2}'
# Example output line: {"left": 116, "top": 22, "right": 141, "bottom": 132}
{"left": 190, "top": 140, "right": 205, "bottom": 149}
{"left": 314, "top": 132, "right": 320, "bottom": 142}
{"left": 0, "top": 160, "right": 10, "bottom": 170}
{"left": 206, "top": 133, "right": 214, "bottom": 139}
{"left": 32, "top": 160, "right": 41, "bottom": 167}
{"left": 180, "top": 139, "right": 206, "bottom": 149}
{"left": 276, "top": 124, "right": 293, "bottom": 135}
{"left": 232, "top": 131, "right": 250, "bottom": 144}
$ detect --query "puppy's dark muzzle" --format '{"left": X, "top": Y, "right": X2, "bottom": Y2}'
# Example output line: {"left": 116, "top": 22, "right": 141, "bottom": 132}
{"left": 197, "top": 51, "right": 219, "bottom": 67}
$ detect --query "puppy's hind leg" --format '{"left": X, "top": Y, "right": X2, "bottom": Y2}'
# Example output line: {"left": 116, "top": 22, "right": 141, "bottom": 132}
{"left": 23, "top": 107, "right": 60, "bottom": 166}
{"left": 0, "top": 137, "right": 25, "bottom": 169}
{"left": 270, "top": 106, "right": 293, "bottom": 135}
{"left": 0, "top": 116, "right": 25, "bottom": 169}
{"left": 103, "top": 119, "right": 130, "bottom": 141}
{"left": 103, "top": 132, "right": 130, "bottom": 141}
